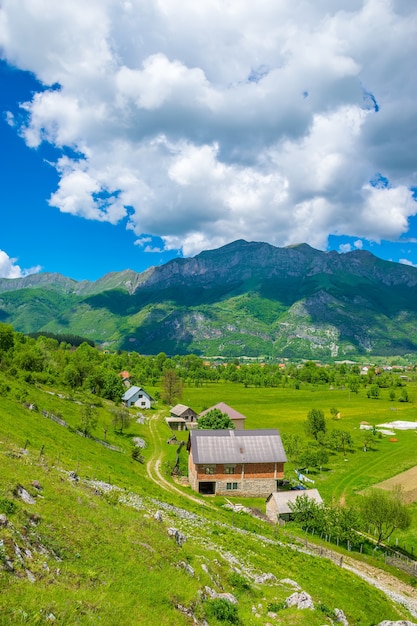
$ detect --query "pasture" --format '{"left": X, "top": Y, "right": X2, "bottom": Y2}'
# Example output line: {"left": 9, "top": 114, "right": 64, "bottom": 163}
{"left": 153, "top": 379, "right": 417, "bottom": 548}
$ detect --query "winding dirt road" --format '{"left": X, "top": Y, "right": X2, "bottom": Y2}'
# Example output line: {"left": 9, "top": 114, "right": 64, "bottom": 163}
{"left": 146, "top": 412, "right": 217, "bottom": 510}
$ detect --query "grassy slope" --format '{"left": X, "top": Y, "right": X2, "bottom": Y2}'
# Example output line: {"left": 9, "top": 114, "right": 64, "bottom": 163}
{"left": 0, "top": 376, "right": 416, "bottom": 624}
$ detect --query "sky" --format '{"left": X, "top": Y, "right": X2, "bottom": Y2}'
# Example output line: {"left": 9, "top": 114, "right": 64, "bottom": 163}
{"left": 1, "top": 0, "right": 417, "bottom": 282}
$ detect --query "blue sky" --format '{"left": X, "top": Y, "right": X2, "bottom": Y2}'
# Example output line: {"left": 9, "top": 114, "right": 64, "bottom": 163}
{"left": 1, "top": 1, "right": 417, "bottom": 282}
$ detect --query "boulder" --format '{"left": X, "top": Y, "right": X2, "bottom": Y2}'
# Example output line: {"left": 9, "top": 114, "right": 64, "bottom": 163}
{"left": 204, "top": 586, "right": 238, "bottom": 605}
{"left": 335, "top": 607, "right": 349, "bottom": 625}
{"left": 14, "top": 485, "right": 36, "bottom": 505}
{"left": 254, "top": 572, "right": 278, "bottom": 584}
{"left": 285, "top": 591, "right": 314, "bottom": 610}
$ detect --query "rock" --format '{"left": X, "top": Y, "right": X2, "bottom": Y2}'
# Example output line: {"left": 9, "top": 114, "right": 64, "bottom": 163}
{"left": 377, "top": 622, "right": 417, "bottom": 626}
{"left": 25, "top": 569, "right": 36, "bottom": 583}
{"left": 178, "top": 561, "right": 195, "bottom": 577}
{"left": 46, "top": 613, "right": 56, "bottom": 622}
{"left": 0, "top": 514, "right": 8, "bottom": 527}
{"left": 255, "top": 573, "right": 278, "bottom": 584}
{"left": 14, "top": 484, "right": 36, "bottom": 504}
{"left": 204, "top": 586, "right": 238, "bottom": 605}
{"left": 31, "top": 480, "right": 42, "bottom": 490}
{"left": 68, "top": 471, "right": 79, "bottom": 482}
{"left": 167, "top": 527, "right": 186, "bottom": 546}
{"left": 285, "top": 591, "right": 314, "bottom": 610}
{"left": 335, "top": 608, "right": 349, "bottom": 625}
{"left": 133, "top": 437, "right": 146, "bottom": 448}
{"left": 279, "top": 578, "right": 301, "bottom": 589}
{"left": 154, "top": 510, "right": 163, "bottom": 522}
{"left": 175, "top": 603, "right": 203, "bottom": 624}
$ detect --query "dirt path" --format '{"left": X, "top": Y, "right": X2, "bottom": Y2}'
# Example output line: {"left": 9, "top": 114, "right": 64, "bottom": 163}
{"left": 343, "top": 555, "right": 417, "bottom": 619}
{"left": 146, "top": 412, "right": 217, "bottom": 510}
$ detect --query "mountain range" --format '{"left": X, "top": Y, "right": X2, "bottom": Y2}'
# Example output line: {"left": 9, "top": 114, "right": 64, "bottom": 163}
{"left": 2, "top": 239, "right": 417, "bottom": 358}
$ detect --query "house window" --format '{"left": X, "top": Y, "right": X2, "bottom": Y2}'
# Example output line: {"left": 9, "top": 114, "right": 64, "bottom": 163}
{"left": 205, "top": 466, "right": 215, "bottom": 475}
{"left": 224, "top": 466, "right": 235, "bottom": 474}
{"left": 226, "top": 482, "right": 238, "bottom": 490}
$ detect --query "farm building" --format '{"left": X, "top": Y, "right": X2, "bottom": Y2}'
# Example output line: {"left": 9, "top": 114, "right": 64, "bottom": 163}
{"left": 165, "top": 417, "right": 188, "bottom": 431}
{"left": 170, "top": 404, "right": 198, "bottom": 424}
{"left": 198, "top": 402, "right": 247, "bottom": 430}
{"left": 121, "top": 386, "right": 154, "bottom": 409}
{"left": 266, "top": 489, "right": 323, "bottom": 523}
{"left": 188, "top": 429, "right": 287, "bottom": 497}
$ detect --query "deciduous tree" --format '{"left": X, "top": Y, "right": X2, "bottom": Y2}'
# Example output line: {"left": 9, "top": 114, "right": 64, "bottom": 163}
{"left": 198, "top": 409, "right": 234, "bottom": 430}
{"left": 305, "top": 408, "right": 326, "bottom": 440}
{"left": 161, "top": 369, "right": 183, "bottom": 405}
{"left": 360, "top": 488, "right": 411, "bottom": 546}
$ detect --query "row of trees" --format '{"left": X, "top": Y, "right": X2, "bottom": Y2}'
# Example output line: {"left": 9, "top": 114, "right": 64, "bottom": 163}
{"left": 290, "top": 488, "right": 411, "bottom": 548}
{"left": 0, "top": 323, "right": 415, "bottom": 407}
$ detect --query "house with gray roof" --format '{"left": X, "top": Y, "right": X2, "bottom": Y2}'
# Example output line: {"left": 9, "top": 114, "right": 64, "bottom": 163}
{"left": 198, "top": 402, "right": 247, "bottom": 430}
{"left": 121, "top": 385, "right": 154, "bottom": 409}
{"left": 170, "top": 404, "right": 197, "bottom": 423}
{"left": 266, "top": 489, "right": 323, "bottom": 522}
{"left": 188, "top": 429, "right": 287, "bottom": 496}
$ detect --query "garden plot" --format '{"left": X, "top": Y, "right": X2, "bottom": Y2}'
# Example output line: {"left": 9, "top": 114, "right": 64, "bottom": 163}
{"left": 373, "top": 465, "right": 417, "bottom": 504}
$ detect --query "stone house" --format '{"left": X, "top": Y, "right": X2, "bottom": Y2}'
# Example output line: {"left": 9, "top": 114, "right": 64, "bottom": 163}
{"left": 188, "top": 429, "right": 287, "bottom": 496}
{"left": 121, "top": 385, "right": 154, "bottom": 409}
{"left": 198, "top": 402, "right": 247, "bottom": 430}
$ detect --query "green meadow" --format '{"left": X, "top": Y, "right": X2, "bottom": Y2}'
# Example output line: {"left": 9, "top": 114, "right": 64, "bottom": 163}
{"left": 1, "top": 371, "right": 417, "bottom": 624}
{"left": 155, "top": 380, "right": 417, "bottom": 546}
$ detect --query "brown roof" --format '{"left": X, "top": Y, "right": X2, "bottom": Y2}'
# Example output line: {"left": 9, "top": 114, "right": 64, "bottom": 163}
{"left": 199, "top": 402, "right": 247, "bottom": 423}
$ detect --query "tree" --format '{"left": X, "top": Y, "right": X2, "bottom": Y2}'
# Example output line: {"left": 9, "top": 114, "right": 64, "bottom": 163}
{"left": 305, "top": 408, "right": 326, "bottom": 440}
{"left": 198, "top": 408, "right": 235, "bottom": 430}
{"left": 367, "top": 384, "right": 380, "bottom": 399}
{"left": 0, "top": 323, "right": 14, "bottom": 353}
{"left": 161, "top": 369, "right": 183, "bottom": 405}
{"left": 360, "top": 488, "right": 411, "bottom": 546}
{"left": 79, "top": 404, "right": 98, "bottom": 437}
{"left": 112, "top": 408, "right": 132, "bottom": 433}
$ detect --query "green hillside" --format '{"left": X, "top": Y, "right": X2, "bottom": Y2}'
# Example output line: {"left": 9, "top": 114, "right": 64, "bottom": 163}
{"left": 1, "top": 332, "right": 417, "bottom": 623}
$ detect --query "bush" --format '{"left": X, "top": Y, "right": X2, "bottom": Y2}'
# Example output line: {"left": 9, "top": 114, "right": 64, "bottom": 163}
{"left": 266, "top": 601, "right": 286, "bottom": 612}
{"left": 229, "top": 572, "right": 251, "bottom": 592}
{"left": 205, "top": 599, "right": 240, "bottom": 624}
{"left": 132, "top": 447, "right": 144, "bottom": 463}
{"left": 0, "top": 497, "right": 17, "bottom": 515}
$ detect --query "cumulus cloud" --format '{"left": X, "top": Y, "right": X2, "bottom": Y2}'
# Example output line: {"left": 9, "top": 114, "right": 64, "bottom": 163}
{"left": 1, "top": 0, "right": 417, "bottom": 257}
{"left": 0, "top": 250, "right": 41, "bottom": 279}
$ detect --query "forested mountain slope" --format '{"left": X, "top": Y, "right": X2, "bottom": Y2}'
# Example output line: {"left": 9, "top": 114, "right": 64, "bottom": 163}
{"left": 2, "top": 240, "right": 417, "bottom": 358}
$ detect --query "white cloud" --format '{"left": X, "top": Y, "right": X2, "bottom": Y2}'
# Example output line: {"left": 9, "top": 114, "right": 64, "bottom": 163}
{"left": 399, "top": 258, "right": 417, "bottom": 268}
{"left": 0, "top": 250, "right": 41, "bottom": 279}
{"left": 339, "top": 244, "right": 352, "bottom": 253}
{"left": 1, "top": 0, "right": 417, "bottom": 257}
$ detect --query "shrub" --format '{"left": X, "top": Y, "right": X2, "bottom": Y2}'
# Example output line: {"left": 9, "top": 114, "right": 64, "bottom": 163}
{"left": 0, "top": 497, "right": 17, "bottom": 515}
{"left": 205, "top": 599, "right": 240, "bottom": 624}
{"left": 266, "top": 601, "right": 286, "bottom": 612}
{"left": 229, "top": 572, "right": 251, "bottom": 592}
